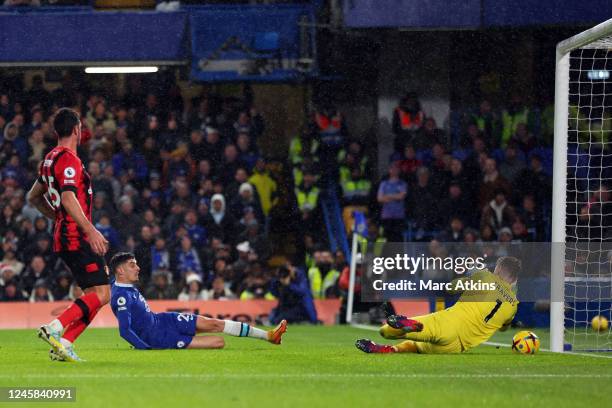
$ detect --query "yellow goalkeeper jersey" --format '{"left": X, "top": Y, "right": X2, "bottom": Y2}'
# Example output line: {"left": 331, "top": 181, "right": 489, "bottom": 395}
{"left": 441, "top": 269, "right": 518, "bottom": 350}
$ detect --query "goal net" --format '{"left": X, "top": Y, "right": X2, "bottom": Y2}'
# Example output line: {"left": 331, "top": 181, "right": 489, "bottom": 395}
{"left": 552, "top": 19, "right": 612, "bottom": 352}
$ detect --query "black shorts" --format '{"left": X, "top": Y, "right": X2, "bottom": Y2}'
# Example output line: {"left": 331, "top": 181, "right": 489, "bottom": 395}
{"left": 59, "top": 246, "right": 109, "bottom": 290}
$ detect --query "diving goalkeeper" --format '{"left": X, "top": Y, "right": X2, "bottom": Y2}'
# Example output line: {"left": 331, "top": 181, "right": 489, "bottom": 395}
{"left": 356, "top": 256, "right": 520, "bottom": 354}
{"left": 107, "top": 252, "right": 286, "bottom": 351}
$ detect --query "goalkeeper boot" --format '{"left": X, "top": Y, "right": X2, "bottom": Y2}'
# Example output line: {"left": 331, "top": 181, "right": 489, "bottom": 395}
{"left": 386, "top": 315, "right": 423, "bottom": 333}
{"left": 355, "top": 339, "right": 395, "bottom": 354}
{"left": 267, "top": 320, "right": 288, "bottom": 345}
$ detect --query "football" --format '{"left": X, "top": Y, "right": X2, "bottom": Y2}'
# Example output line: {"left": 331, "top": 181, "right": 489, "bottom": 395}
{"left": 591, "top": 315, "right": 609, "bottom": 332}
{"left": 511, "top": 331, "right": 541, "bottom": 355}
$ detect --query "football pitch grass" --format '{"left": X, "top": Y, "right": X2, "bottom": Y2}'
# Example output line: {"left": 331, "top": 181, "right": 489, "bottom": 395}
{"left": 0, "top": 326, "right": 610, "bottom": 407}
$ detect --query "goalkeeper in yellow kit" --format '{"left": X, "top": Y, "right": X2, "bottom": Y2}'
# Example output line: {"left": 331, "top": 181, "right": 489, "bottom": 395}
{"left": 356, "top": 256, "right": 520, "bottom": 354}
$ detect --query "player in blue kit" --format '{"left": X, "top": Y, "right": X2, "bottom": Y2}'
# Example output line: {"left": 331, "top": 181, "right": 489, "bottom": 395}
{"left": 109, "top": 252, "right": 287, "bottom": 350}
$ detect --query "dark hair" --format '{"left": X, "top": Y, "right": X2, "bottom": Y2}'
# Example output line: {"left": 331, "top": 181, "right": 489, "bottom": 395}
{"left": 53, "top": 108, "right": 80, "bottom": 138}
{"left": 495, "top": 256, "right": 521, "bottom": 281}
{"left": 109, "top": 252, "right": 135, "bottom": 274}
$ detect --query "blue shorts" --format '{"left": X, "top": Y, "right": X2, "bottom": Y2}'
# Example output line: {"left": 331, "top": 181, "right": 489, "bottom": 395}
{"left": 146, "top": 312, "right": 197, "bottom": 349}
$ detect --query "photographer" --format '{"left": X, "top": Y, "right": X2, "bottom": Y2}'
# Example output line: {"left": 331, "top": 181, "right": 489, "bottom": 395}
{"left": 269, "top": 264, "right": 317, "bottom": 325}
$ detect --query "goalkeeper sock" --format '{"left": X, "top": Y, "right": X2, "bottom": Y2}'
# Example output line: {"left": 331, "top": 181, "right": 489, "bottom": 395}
{"left": 223, "top": 320, "right": 267, "bottom": 340}
{"left": 394, "top": 340, "right": 419, "bottom": 353}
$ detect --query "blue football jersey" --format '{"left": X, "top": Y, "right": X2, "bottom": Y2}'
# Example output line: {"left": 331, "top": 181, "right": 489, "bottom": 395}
{"left": 111, "top": 282, "right": 158, "bottom": 349}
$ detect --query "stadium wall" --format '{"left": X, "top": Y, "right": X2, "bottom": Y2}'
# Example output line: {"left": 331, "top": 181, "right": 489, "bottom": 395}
{"left": 0, "top": 300, "right": 341, "bottom": 329}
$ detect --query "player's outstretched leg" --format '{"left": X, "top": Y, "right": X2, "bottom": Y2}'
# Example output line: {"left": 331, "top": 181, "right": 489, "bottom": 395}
{"left": 355, "top": 339, "right": 396, "bottom": 354}
{"left": 386, "top": 315, "right": 424, "bottom": 333}
{"left": 195, "top": 316, "right": 287, "bottom": 345}
{"left": 187, "top": 336, "right": 225, "bottom": 349}
{"left": 39, "top": 286, "right": 109, "bottom": 362}
{"left": 355, "top": 339, "right": 419, "bottom": 354}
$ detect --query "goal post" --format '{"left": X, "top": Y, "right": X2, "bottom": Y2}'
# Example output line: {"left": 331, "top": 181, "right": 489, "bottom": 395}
{"left": 551, "top": 18, "right": 612, "bottom": 353}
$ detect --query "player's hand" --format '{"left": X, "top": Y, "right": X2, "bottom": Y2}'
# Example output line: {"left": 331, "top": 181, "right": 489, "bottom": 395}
{"left": 87, "top": 227, "right": 109, "bottom": 256}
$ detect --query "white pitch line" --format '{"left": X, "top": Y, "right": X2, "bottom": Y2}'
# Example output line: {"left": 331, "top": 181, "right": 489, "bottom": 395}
{"left": 0, "top": 373, "right": 611, "bottom": 380}
{"left": 351, "top": 324, "right": 612, "bottom": 359}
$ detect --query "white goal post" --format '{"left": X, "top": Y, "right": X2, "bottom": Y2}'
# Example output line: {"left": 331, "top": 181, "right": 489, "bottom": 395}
{"left": 551, "top": 18, "right": 612, "bottom": 353}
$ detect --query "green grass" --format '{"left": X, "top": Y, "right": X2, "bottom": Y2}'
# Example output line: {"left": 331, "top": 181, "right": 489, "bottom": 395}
{"left": 0, "top": 326, "right": 610, "bottom": 408}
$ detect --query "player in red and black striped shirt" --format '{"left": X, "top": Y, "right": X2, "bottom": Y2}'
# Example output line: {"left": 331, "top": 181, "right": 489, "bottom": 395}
{"left": 27, "top": 108, "right": 110, "bottom": 362}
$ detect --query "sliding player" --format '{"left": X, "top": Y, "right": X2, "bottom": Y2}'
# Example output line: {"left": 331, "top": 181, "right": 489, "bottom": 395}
{"left": 356, "top": 256, "right": 520, "bottom": 354}
{"left": 109, "top": 252, "right": 286, "bottom": 351}
{"left": 28, "top": 108, "right": 109, "bottom": 362}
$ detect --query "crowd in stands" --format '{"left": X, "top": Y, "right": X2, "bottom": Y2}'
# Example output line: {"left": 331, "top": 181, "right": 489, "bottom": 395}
{"left": 0, "top": 71, "right": 592, "bottom": 324}
{"left": 0, "top": 74, "right": 287, "bottom": 306}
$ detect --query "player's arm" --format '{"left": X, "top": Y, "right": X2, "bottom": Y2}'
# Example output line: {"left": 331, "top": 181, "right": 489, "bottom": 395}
{"left": 26, "top": 181, "right": 55, "bottom": 220}
{"left": 60, "top": 191, "right": 108, "bottom": 255}
{"left": 115, "top": 299, "right": 151, "bottom": 350}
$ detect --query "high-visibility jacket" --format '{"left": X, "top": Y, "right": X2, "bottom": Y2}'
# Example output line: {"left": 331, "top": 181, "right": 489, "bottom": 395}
{"left": 396, "top": 107, "right": 424, "bottom": 131}
{"left": 342, "top": 179, "right": 371, "bottom": 200}
{"left": 248, "top": 171, "right": 278, "bottom": 216}
{"left": 308, "top": 266, "right": 340, "bottom": 299}
{"left": 295, "top": 186, "right": 320, "bottom": 212}
{"left": 501, "top": 108, "right": 529, "bottom": 147}
{"left": 289, "top": 136, "right": 319, "bottom": 165}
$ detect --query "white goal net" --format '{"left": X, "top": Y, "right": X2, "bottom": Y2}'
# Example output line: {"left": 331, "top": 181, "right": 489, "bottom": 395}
{"left": 553, "top": 20, "right": 612, "bottom": 352}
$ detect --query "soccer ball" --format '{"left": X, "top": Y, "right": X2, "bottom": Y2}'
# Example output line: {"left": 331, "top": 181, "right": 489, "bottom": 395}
{"left": 511, "top": 331, "right": 540, "bottom": 355}
{"left": 591, "top": 315, "right": 609, "bottom": 332}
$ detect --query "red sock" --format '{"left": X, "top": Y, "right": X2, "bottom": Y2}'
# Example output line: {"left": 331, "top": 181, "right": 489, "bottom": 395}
{"left": 57, "top": 292, "right": 101, "bottom": 328}
{"left": 62, "top": 304, "right": 101, "bottom": 343}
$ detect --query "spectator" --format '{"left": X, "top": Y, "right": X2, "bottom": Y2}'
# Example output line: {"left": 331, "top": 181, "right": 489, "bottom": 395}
{"left": 183, "top": 209, "right": 207, "bottom": 247}
{"left": 498, "top": 144, "right": 526, "bottom": 184}
{"left": 204, "top": 276, "right": 235, "bottom": 300}
{"left": 398, "top": 144, "right": 422, "bottom": 182}
{"left": 438, "top": 182, "right": 473, "bottom": 228}
{"left": 176, "top": 236, "right": 203, "bottom": 278}
{"left": 112, "top": 141, "right": 149, "bottom": 183}
{"left": 0, "top": 247, "right": 24, "bottom": 276}
{"left": 20, "top": 255, "right": 50, "bottom": 294}
{"left": 392, "top": 92, "right": 424, "bottom": 152}
{"left": 408, "top": 167, "right": 439, "bottom": 234}
{"left": 1, "top": 279, "right": 26, "bottom": 302}
{"left": 95, "top": 213, "right": 121, "bottom": 251}
{"left": 144, "top": 271, "right": 178, "bottom": 300}
{"left": 412, "top": 117, "right": 443, "bottom": 150}
{"left": 248, "top": 157, "right": 278, "bottom": 218}
{"left": 377, "top": 162, "right": 407, "bottom": 242}
{"left": 501, "top": 94, "right": 533, "bottom": 148}
{"left": 510, "top": 123, "right": 537, "bottom": 155}
{"left": 481, "top": 190, "right": 516, "bottom": 234}
{"left": 269, "top": 265, "right": 317, "bottom": 324}
{"left": 177, "top": 273, "right": 207, "bottom": 301}
{"left": 204, "top": 194, "right": 237, "bottom": 244}
{"left": 134, "top": 225, "right": 155, "bottom": 282}
{"left": 114, "top": 196, "right": 142, "bottom": 243}
{"left": 230, "top": 182, "right": 264, "bottom": 225}
{"left": 518, "top": 195, "right": 545, "bottom": 241}
{"left": 479, "top": 157, "right": 512, "bottom": 209}
{"left": 29, "top": 278, "right": 54, "bottom": 303}
{"left": 307, "top": 249, "right": 340, "bottom": 299}
{"left": 151, "top": 237, "right": 171, "bottom": 274}
{"left": 52, "top": 271, "right": 72, "bottom": 301}
{"left": 514, "top": 154, "right": 552, "bottom": 206}
{"left": 295, "top": 170, "right": 321, "bottom": 235}
{"left": 470, "top": 99, "right": 500, "bottom": 142}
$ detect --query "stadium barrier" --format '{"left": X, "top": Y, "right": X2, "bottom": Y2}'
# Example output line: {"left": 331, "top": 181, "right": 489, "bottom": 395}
{"left": 0, "top": 300, "right": 343, "bottom": 329}
{"left": 0, "top": 299, "right": 430, "bottom": 329}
